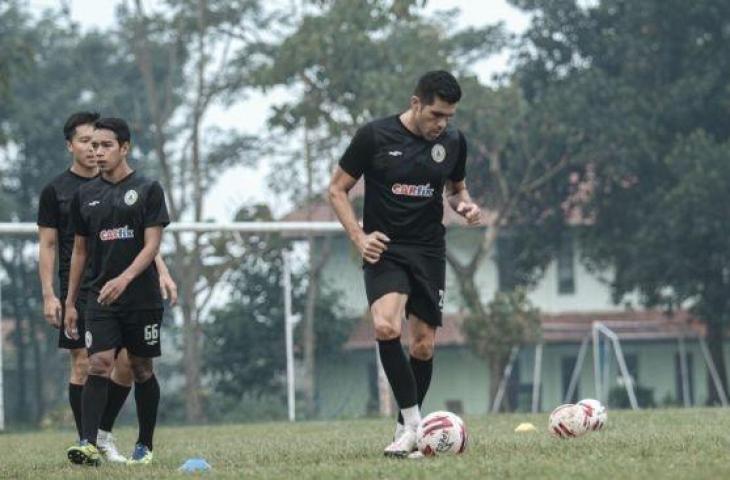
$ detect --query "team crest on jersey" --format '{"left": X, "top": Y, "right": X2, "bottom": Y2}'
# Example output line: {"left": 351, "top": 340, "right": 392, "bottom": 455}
{"left": 85, "top": 331, "right": 93, "bottom": 349}
{"left": 431, "top": 144, "right": 446, "bottom": 163}
{"left": 124, "top": 189, "right": 139, "bottom": 206}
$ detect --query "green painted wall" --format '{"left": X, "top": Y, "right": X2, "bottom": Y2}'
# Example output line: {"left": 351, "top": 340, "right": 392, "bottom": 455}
{"left": 316, "top": 339, "right": 730, "bottom": 418}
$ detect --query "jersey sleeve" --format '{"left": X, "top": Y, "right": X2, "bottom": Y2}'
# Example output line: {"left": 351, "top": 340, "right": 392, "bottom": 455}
{"left": 70, "top": 192, "right": 89, "bottom": 236}
{"left": 449, "top": 131, "right": 467, "bottom": 183}
{"left": 144, "top": 181, "right": 170, "bottom": 228}
{"left": 339, "top": 124, "right": 376, "bottom": 179}
{"left": 37, "top": 184, "right": 59, "bottom": 228}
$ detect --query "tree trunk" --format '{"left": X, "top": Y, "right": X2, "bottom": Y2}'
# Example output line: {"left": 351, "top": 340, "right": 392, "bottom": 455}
{"left": 488, "top": 353, "right": 510, "bottom": 413}
{"left": 303, "top": 237, "right": 318, "bottom": 417}
{"left": 706, "top": 319, "right": 728, "bottom": 405}
{"left": 10, "top": 248, "right": 28, "bottom": 423}
{"left": 180, "top": 260, "right": 204, "bottom": 422}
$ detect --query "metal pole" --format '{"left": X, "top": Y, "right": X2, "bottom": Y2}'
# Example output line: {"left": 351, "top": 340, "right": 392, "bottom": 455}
{"left": 564, "top": 336, "right": 589, "bottom": 403}
{"left": 592, "top": 324, "right": 601, "bottom": 402}
{"left": 699, "top": 338, "right": 729, "bottom": 406}
{"left": 531, "top": 343, "right": 543, "bottom": 413}
{"left": 602, "top": 337, "right": 610, "bottom": 404}
{"left": 610, "top": 337, "right": 639, "bottom": 410}
{"left": 0, "top": 274, "right": 4, "bottom": 430}
{"left": 283, "top": 252, "right": 299, "bottom": 422}
{"left": 678, "top": 336, "right": 691, "bottom": 407}
{"left": 491, "top": 346, "right": 519, "bottom": 414}
{"left": 594, "top": 322, "right": 639, "bottom": 410}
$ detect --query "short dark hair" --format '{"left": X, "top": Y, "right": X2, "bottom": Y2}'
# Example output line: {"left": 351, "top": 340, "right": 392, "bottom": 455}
{"left": 63, "top": 111, "right": 100, "bottom": 140}
{"left": 414, "top": 70, "right": 462, "bottom": 105}
{"left": 94, "top": 117, "right": 131, "bottom": 145}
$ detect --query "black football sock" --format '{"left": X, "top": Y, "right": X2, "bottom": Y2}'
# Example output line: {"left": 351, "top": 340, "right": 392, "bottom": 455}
{"left": 135, "top": 375, "right": 160, "bottom": 450}
{"left": 69, "top": 383, "right": 84, "bottom": 439}
{"left": 398, "top": 356, "right": 433, "bottom": 425}
{"left": 377, "top": 338, "right": 418, "bottom": 412}
{"left": 99, "top": 380, "right": 131, "bottom": 432}
{"left": 82, "top": 375, "right": 110, "bottom": 445}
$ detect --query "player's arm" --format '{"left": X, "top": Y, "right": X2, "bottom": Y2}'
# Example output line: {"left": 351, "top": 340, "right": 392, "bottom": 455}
{"left": 445, "top": 179, "right": 480, "bottom": 225}
{"left": 154, "top": 253, "right": 178, "bottom": 306}
{"left": 98, "top": 226, "right": 163, "bottom": 306}
{"left": 329, "top": 125, "right": 389, "bottom": 264}
{"left": 38, "top": 227, "right": 61, "bottom": 328}
{"left": 328, "top": 167, "right": 389, "bottom": 264}
{"left": 64, "top": 234, "right": 88, "bottom": 340}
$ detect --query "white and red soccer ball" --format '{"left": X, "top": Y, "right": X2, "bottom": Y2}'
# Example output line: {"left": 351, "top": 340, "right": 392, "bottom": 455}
{"left": 416, "top": 411, "right": 468, "bottom": 456}
{"left": 549, "top": 400, "right": 607, "bottom": 438}
{"left": 578, "top": 398, "right": 608, "bottom": 431}
{"left": 548, "top": 403, "right": 590, "bottom": 438}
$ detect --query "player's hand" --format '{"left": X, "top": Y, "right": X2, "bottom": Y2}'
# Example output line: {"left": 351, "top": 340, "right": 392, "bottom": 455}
{"left": 43, "top": 294, "right": 62, "bottom": 329}
{"left": 159, "top": 272, "right": 178, "bottom": 306}
{"left": 64, "top": 303, "right": 79, "bottom": 340}
{"left": 356, "top": 231, "right": 390, "bottom": 264}
{"left": 98, "top": 275, "right": 131, "bottom": 306}
{"left": 456, "top": 201, "right": 481, "bottom": 225}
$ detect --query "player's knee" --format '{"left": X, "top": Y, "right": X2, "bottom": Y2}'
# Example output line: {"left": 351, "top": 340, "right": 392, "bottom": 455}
{"left": 373, "top": 316, "right": 401, "bottom": 340}
{"left": 70, "top": 352, "right": 89, "bottom": 383}
{"left": 112, "top": 358, "right": 134, "bottom": 386}
{"left": 409, "top": 339, "right": 434, "bottom": 360}
{"left": 130, "top": 358, "right": 154, "bottom": 383}
{"left": 87, "top": 354, "right": 113, "bottom": 377}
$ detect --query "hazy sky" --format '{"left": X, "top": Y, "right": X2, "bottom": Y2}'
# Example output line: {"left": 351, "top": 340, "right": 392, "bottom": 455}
{"left": 31, "top": 0, "right": 530, "bottom": 220}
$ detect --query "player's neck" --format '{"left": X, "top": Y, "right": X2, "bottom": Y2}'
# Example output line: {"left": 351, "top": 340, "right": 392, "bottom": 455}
{"left": 102, "top": 161, "right": 134, "bottom": 184}
{"left": 399, "top": 110, "right": 424, "bottom": 138}
{"left": 69, "top": 161, "right": 97, "bottom": 179}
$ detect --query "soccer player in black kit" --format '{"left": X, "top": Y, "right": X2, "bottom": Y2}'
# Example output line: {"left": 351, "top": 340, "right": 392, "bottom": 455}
{"left": 328, "top": 71, "right": 480, "bottom": 457}
{"left": 64, "top": 118, "right": 170, "bottom": 466}
{"left": 37, "top": 112, "right": 177, "bottom": 463}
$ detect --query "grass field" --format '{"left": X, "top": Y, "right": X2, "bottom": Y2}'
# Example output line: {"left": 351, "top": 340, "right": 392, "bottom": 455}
{"left": 2, "top": 408, "right": 730, "bottom": 479}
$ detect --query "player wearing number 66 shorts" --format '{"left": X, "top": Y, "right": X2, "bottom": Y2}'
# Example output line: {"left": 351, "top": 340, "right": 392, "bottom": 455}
{"left": 64, "top": 117, "right": 170, "bottom": 466}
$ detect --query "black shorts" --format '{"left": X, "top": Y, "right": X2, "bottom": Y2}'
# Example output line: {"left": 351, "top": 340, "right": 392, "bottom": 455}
{"left": 59, "top": 297, "right": 87, "bottom": 350}
{"left": 363, "top": 245, "right": 445, "bottom": 327}
{"left": 85, "top": 309, "right": 163, "bottom": 358}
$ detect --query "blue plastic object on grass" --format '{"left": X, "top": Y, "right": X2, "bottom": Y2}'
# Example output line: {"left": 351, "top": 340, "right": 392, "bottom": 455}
{"left": 179, "top": 458, "right": 212, "bottom": 473}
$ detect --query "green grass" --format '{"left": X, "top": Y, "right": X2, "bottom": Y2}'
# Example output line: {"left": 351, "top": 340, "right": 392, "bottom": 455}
{"left": 2, "top": 409, "right": 730, "bottom": 479}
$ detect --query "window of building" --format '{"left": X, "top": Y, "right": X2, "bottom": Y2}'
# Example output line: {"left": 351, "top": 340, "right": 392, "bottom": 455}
{"left": 557, "top": 231, "right": 575, "bottom": 295}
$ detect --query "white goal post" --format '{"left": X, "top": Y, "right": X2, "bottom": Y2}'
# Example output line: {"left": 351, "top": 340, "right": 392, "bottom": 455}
{"left": 0, "top": 221, "right": 344, "bottom": 431}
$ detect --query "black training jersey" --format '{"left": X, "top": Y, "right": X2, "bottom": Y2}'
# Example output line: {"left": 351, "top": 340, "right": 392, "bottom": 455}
{"left": 70, "top": 172, "right": 170, "bottom": 312}
{"left": 37, "top": 170, "right": 97, "bottom": 298}
{"left": 339, "top": 115, "right": 467, "bottom": 249}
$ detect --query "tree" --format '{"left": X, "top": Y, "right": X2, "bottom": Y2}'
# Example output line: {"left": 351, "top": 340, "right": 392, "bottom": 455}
{"left": 510, "top": 0, "right": 730, "bottom": 402}
{"left": 462, "top": 289, "right": 541, "bottom": 411}
{"left": 203, "top": 205, "right": 352, "bottom": 418}
{"left": 0, "top": 3, "right": 155, "bottom": 425}
{"left": 257, "top": 0, "right": 506, "bottom": 417}
{"left": 116, "top": 0, "right": 270, "bottom": 421}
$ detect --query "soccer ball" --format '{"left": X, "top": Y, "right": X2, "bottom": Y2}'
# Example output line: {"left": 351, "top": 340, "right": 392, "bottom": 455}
{"left": 548, "top": 404, "right": 590, "bottom": 438}
{"left": 578, "top": 398, "right": 607, "bottom": 431}
{"left": 416, "top": 411, "right": 468, "bottom": 456}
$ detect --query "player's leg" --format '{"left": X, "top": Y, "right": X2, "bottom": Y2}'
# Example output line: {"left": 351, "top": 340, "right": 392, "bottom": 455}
{"left": 128, "top": 354, "right": 158, "bottom": 464}
{"left": 60, "top": 300, "right": 88, "bottom": 441}
{"left": 395, "top": 250, "right": 444, "bottom": 445}
{"left": 124, "top": 309, "right": 163, "bottom": 464}
{"left": 371, "top": 293, "right": 422, "bottom": 456}
{"left": 407, "top": 316, "right": 436, "bottom": 412}
{"left": 96, "top": 348, "right": 133, "bottom": 463}
{"left": 67, "top": 348, "right": 115, "bottom": 466}
{"left": 394, "top": 318, "right": 436, "bottom": 429}
{"left": 68, "top": 348, "right": 88, "bottom": 440}
{"left": 67, "top": 310, "right": 122, "bottom": 466}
